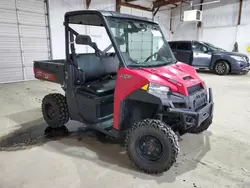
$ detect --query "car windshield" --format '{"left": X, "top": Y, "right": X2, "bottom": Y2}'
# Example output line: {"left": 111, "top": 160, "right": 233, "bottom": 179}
{"left": 106, "top": 17, "right": 175, "bottom": 68}
{"left": 203, "top": 42, "right": 226, "bottom": 51}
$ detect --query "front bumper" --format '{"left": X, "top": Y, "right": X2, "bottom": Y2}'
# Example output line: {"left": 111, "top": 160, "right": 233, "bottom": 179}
{"left": 232, "top": 66, "right": 250, "bottom": 74}
{"left": 242, "top": 66, "right": 250, "bottom": 72}
{"left": 166, "top": 88, "right": 214, "bottom": 130}
{"left": 231, "top": 61, "right": 250, "bottom": 73}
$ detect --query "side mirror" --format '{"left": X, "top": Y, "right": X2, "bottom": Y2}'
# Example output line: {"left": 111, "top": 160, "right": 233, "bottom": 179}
{"left": 75, "top": 34, "right": 103, "bottom": 56}
{"left": 75, "top": 35, "right": 92, "bottom": 45}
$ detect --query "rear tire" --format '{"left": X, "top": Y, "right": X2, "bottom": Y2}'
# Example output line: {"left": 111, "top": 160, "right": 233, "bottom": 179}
{"left": 42, "top": 93, "right": 69, "bottom": 128}
{"left": 188, "top": 116, "right": 213, "bottom": 134}
{"left": 125, "top": 119, "right": 179, "bottom": 174}
{"left": 214, "top": 61, "right": 230, "bottom": 75}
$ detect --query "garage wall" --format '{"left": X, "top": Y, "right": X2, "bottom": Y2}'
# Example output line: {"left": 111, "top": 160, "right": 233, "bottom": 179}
{"left": 201, "top": 0, "right": 250, "bottom": 55}
{"left": 88, "top": 0, "right": 115, "bottom": 10}
{"left": 168, "top": 0, "right": 250, "bottom": 56}
{"left": 48, "top": 0, "right": 84, "bottom": 59}
{"left": 154, "top": 10, "right": 171, "bottom": 41}
{"left": 170, "top": 5, "right": 199, "bottom": 41}
{"left": 48, "top": 0, "right": 115, "bottom": 59}
{"left": 87, "top": 0, "right": 116, "bottom": 54}
{"left": 236, "top": 0, "right": 250, "bottom": 54}
{"left": 199, "top": 0, "right": 239, "bottom": 51}
{"left": 49, "top": 0, "right": 156, "bottom": 60}
{"left": 120, "top": 5, "right": 152, "bottom": 18}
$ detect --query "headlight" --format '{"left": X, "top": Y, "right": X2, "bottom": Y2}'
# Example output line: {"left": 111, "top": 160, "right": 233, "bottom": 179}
{"left": 142, "top": 83, "right": 170, "bottom": 100}
{"left": 148, "top": 83, "right": 170, "bottom": 93}
{"left": 231, "top": 55, "right": 245, "bottom": 61}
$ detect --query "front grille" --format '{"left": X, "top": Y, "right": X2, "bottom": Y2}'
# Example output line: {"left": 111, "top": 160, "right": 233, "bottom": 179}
{"left": 187, "top": 83, "right": 202, "bottom": 95}
{"left": 173, "top": 102, "right": 186, "bottom": 108}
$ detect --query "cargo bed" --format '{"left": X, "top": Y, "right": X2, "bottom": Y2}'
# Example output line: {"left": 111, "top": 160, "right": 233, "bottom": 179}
{"left": 33, "top": 59, "right": 65, "bottom": 85}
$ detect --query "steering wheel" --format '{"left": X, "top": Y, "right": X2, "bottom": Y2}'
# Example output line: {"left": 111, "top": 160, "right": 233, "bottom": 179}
{"left": 144, "top": 52, "right": 160, "bottom": 62}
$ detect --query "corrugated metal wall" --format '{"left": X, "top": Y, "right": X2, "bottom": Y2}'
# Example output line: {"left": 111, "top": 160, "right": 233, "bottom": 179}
{"left": 0, "top": 0, "right": 51, "bottom": 83}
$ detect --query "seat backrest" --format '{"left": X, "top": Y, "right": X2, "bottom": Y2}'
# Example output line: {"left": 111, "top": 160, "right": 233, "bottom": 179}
{"left": 76, "top": 53, "right": 119, "bottom": 82}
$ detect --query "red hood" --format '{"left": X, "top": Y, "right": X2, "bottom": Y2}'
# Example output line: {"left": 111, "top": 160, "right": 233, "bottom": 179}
{"left": 133, "top": 62, "right": 204, "bottom": 96}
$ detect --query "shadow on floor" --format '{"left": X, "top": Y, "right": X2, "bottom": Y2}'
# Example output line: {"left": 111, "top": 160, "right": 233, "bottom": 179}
{"left": 0, "top": 119, "right": 92, "bottom": 150}
{"left": 7, "top": 108, "right": 43, "bottom": 127}
{"left": 196, "top": 69, "right": 249, "bottom": 76}
{"left": 196, "top": 69, "right": 214, "bottom": 75}
{"left": 0, "top": 119, "right": 212, "bottom": 184}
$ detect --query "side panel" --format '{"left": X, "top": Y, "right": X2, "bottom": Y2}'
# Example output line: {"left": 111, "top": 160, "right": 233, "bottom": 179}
{"left": 192, "top": 51, "right": 212, "bottom": 67}
{"left": 175, "top": 50, "right": 192, "bottom": 65}
{"left": 210, "top": 54, "right": 231, "bottom": 70}
{"left": 191, "top": 41, "right": 212, "bottom": 68}
{"left": 65, "top": 64, "right": 82, "bottom": 122}
{"left": 174, "top": 42, "right": 192, "bottom": 65}
{"left": 113, "top": 67, "right": 148, "bottom": 130}
{"left": 119, "top": 90, "right": 162, "bottom": 131}
{"left": 33, "top": 67, "right": 56, "bottom": 82}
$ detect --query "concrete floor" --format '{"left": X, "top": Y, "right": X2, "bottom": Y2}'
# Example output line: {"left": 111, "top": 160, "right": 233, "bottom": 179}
{"left": 0, "top": 73, "right": 250, "bottom": 188}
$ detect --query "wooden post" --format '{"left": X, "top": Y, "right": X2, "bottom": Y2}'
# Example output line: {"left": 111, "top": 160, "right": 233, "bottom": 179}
{"left": 86, "top": 0, "right": 91, "bottom": 9}
{"left": 238, "top": 0, "right": 243, "bottom": 25}
{"left": 116, "top": 0, "right": 121, "bottom": 12}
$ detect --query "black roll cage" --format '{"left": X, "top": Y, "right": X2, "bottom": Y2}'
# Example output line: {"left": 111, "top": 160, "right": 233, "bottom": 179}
{"left": 64, "top": 10, "right": 127, "bottom": 68}
{"left": 63, "top": 10, "right": 170, "bottom": 69}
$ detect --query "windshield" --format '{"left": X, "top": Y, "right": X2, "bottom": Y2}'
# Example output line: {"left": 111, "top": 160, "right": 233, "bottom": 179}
{"left": 106, "top": 17, "right": 175, "bottom": 68}
{"left": 203, "top": 42, "right": 226, "bottom": 51}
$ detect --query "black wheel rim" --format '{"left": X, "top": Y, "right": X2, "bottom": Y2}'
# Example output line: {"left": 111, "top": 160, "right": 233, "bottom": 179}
{"left": 136, "top": 135, "right": 163, "bottom": 162}
{"left": 215, "top": 63, "right": 226, "bottom": 74}
{"left": 45, "top": 103, "right": 56, "bottom": 120}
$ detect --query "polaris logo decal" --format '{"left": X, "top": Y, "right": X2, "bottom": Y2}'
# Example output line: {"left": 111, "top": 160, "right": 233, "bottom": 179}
{"left": 34, "top": 68, "right": 55, "bottom": 81}
{"left": 120, "top": 74, "right": 132, "bottom": 79}
{"left": 37, "top": 71, "right": 51, "bottom": 79}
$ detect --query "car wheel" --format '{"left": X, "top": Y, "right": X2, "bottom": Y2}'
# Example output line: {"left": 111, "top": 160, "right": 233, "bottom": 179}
{"left": 214, "top": 61, "right": 230, "bottom": 75}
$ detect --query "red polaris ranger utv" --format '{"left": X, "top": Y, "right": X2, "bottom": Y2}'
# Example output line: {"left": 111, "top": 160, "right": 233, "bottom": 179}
{"left": 33, "top": 10, "right": 214, "bottom": 174}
